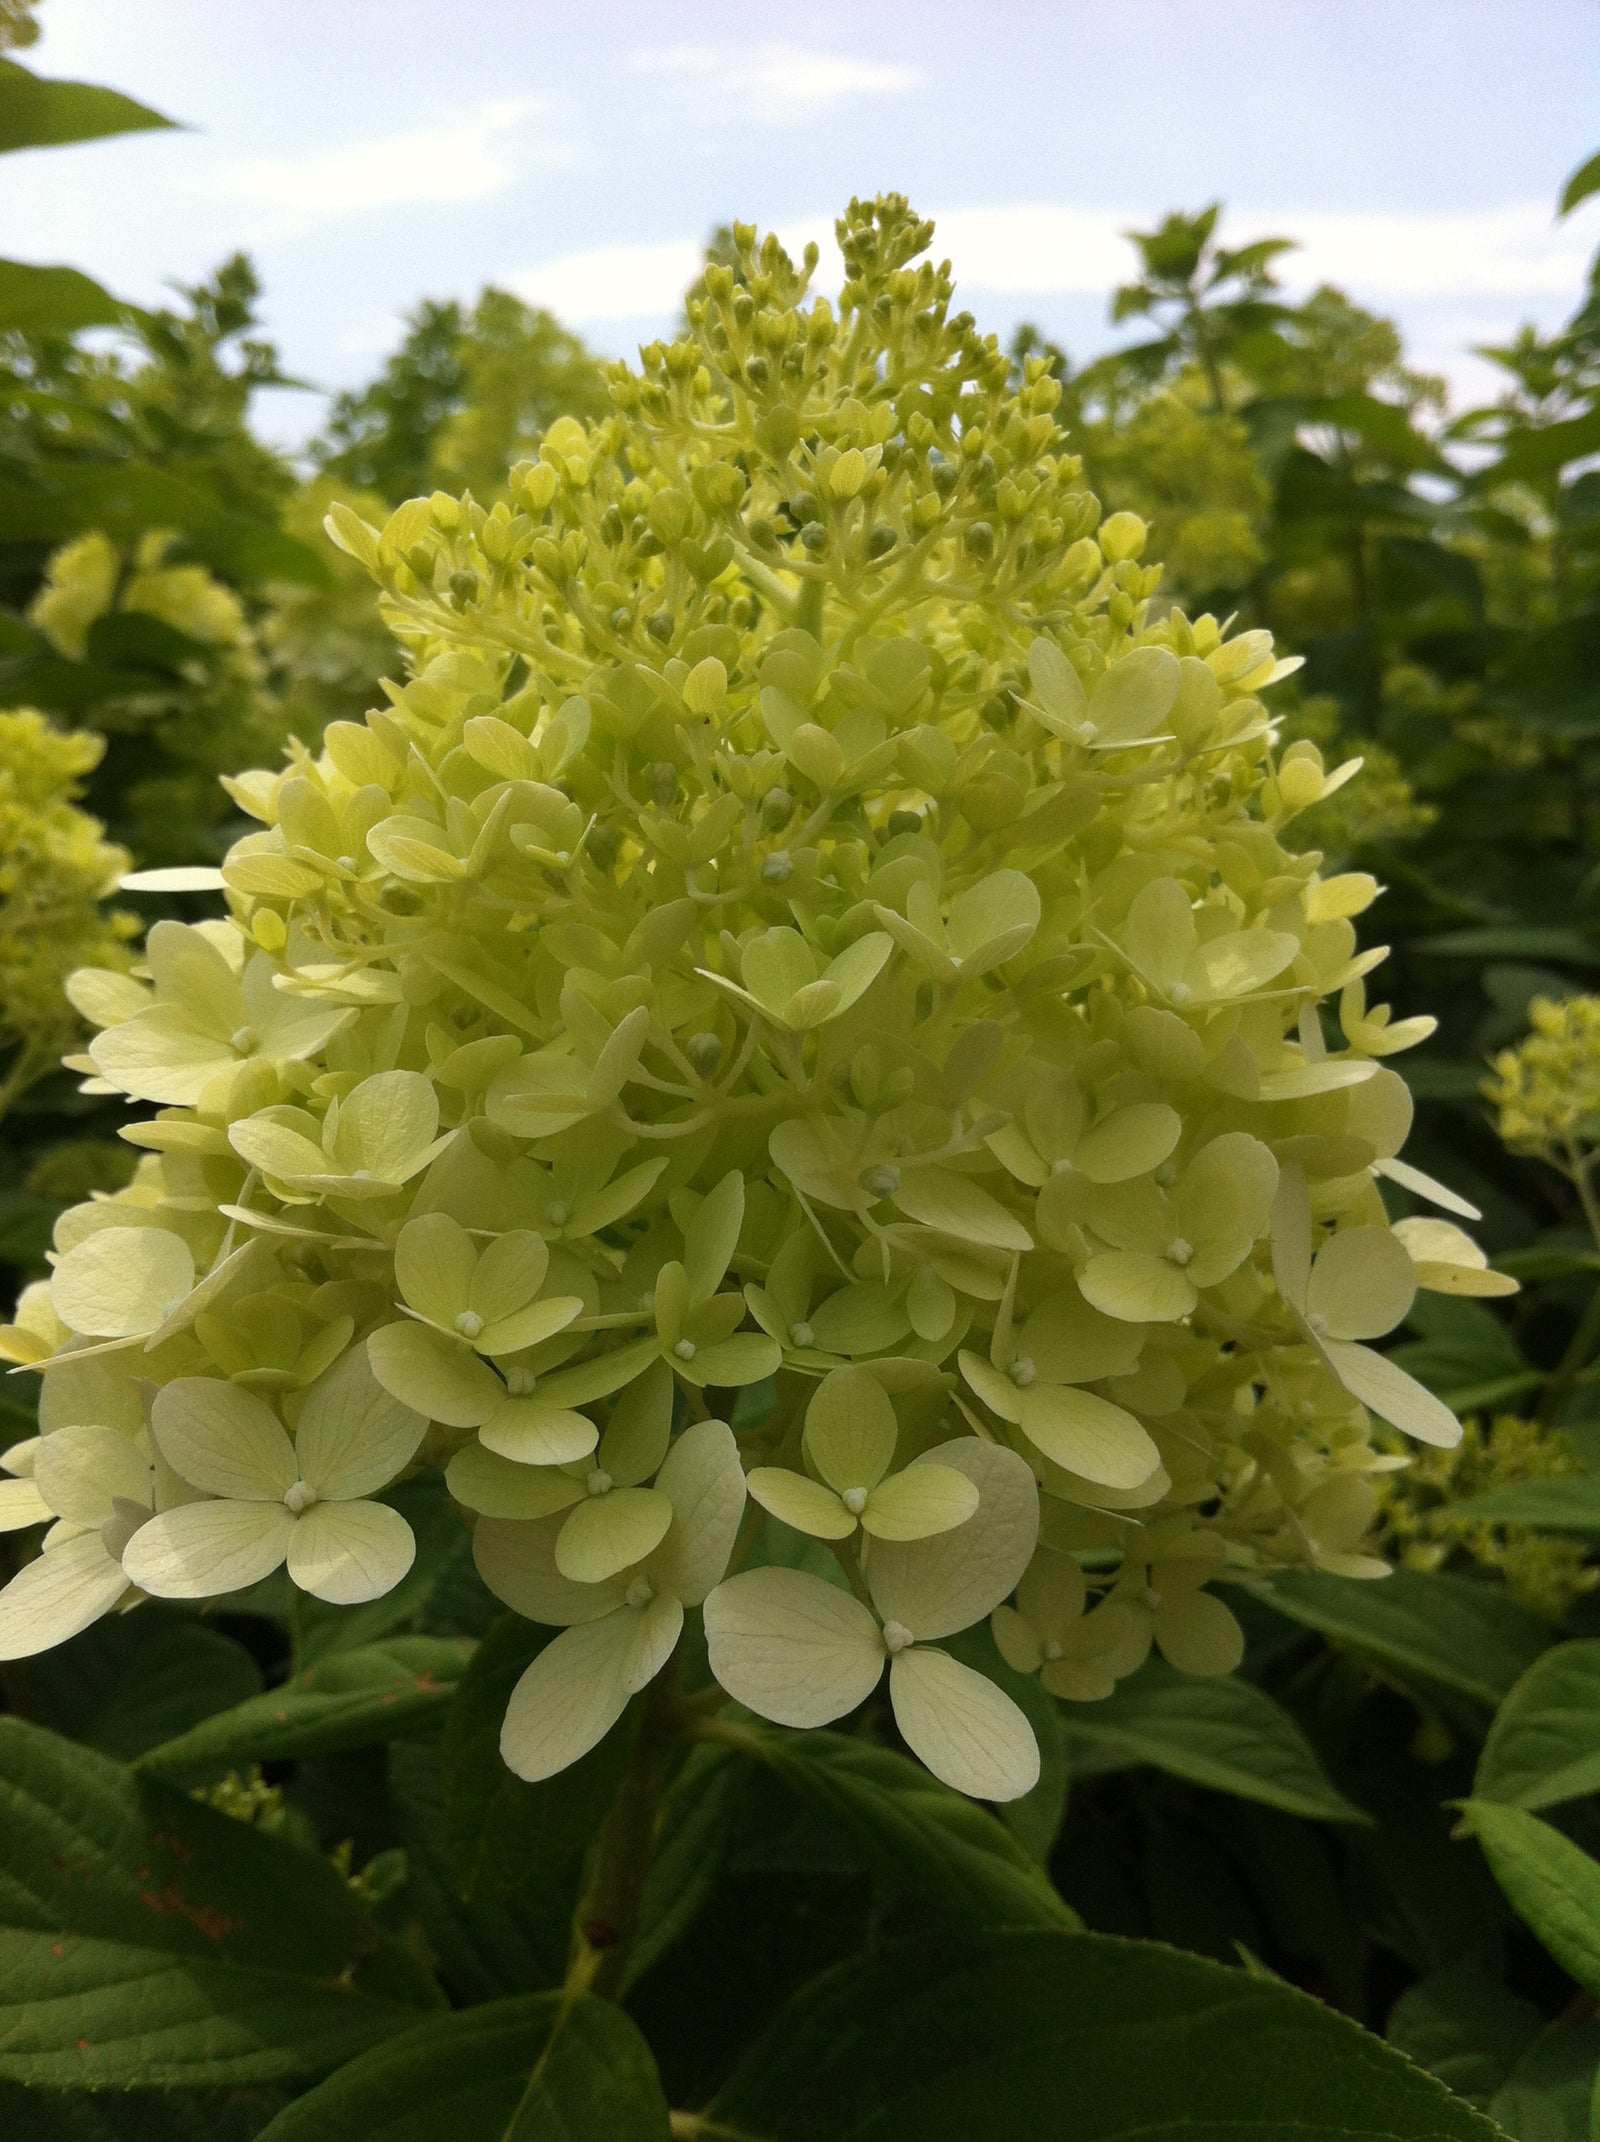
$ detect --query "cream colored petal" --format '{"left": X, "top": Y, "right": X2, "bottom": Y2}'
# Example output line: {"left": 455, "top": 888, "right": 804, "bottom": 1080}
{"left": 650, "top": 1417, "right": 747, "bottom": 1605}
{"left": 626, "top": 1590, "right": 684, "bottom": 1695}
{"left": 1018, "top": 1385, "right": 1160, "bottom": 1492}
{"left": 597, "top": 1357, "right": 674, "bottom": 1486}
{"left": 1021, "top": 1292, "right": 1144, "bottom": 1386}
{"left": 285, "top": 1498, "right": 415, "bottom": 1604}
{"left": 477, "top": 1295, "right": 585, "bottom": 1356}
{"left": 480, "top": 1397, "right": 599, "bottom": 1467}
{"left": 394, "top": 1213, "right": 476, "bottom": 1327}
{"left": 1016, "top": 1547, "right": 1088, "bottom": 1643}
{"left": 1155, "top": 1590, "right": 1245, "bottom": 1678}
{"left": 446, "top": 1443, "right": 586, "bottom": 1518}
{"left": 888, "top": 1647, "right": 1040, "bottom": 1803}
{"left": 683, "top": 1170, "right": 745, "bottom": 1303}
{"left": 804, "top": 1365, "right": 898, "bottom": 1493}
{"left": 746, "top": 1467, "right": 855, "bottom": 1540}
{"left": 703, "top": 1567, "right": 885, "bottom": 1727}
{"left": 991, "top": 1602, "right": 1043, "bottom": 1675}
{"left": 1077, "top": 1252, "right": 1196, "bottom": 1325}
{"left": 150, "top": 1378, "right": 295, "bottom": 1499}
{"left": 499, "top": 1610, "right": 639, "bottom": 1782}
{"left": 469, "top": 1228, "right": 551, "bottom": 1324}
{"left": 367, "top": 1321, "right": 503, "bottom": 1428}
{"left": 0, "top": 1531, "right": 130, "bottom": 1658}
{"left": 861, "top": 1463, "right": 979, "bottom": 1542}
{"left": 33, "top": 1424, "right": 151, "bottom": 1526}
{"left": 122, "top": 1500, "right": 294, "bottom": 1599}
{"left": 1073, "top": 1103, "right": 1183, "bottom": 1185}
{"left": 866, "top": 1437, "right": 1039, "bottom": 1641}
{"left": 555, "top": 1487, "right": 672, "bottom": 1584}
{"left": 294, "top": 1346, "right": 426, "bottom": 1501}
{"left": 473, "top": 1512, "right": 628, "bottom": 1625}
{"left": 89, "top": 1014, "right": 235, "bottom": 1106}
{"left": 1306, "top": 1227, "right": 1417, "bottom": 1342}
{"left": 0, "top": 1477, "right": 49, "bottom": 1531}
{"left": 332, "top": 1070, "right": 440, "bottom": 1181}
{"left": 51, "top": 1227, "right": 196, "bottom": 1340}
{"left": 1319, "top": 1338, "right": 1463, "bottom": 1449}
{"left": 1269, "top": 1161, "right": 1314, "bottom": 1312}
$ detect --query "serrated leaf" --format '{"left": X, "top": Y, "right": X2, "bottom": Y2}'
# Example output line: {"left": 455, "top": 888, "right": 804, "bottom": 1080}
{"left": 1060, "top": 1661, "right": 1368, "bottom": 1823}
{"left": 1260, "top": 1568, "right": 1550, "bottom": 1708}
{"left": 0, "top": 1716, "right": 433, "bottom": 2088}
{"left": 136, "top": 1637, "right": 472, "bottom": 1774}
{"left": 1476, "top": 1641, "right": 1600, "bottom": 1812}
{"left": 706, "top": 1928, "right": 1508, "bottom": 2140}
{"left": 254, "top": 1993, "right": 669, "bottom": 2141}
{"left": 30, "top": 1608, "right": 262, "bottom": 1761}
{"left": 718, "top": 1719, "right": 1076, "bottom": 1930}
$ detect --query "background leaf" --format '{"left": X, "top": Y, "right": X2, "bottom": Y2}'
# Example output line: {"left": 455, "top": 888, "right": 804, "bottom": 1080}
{"left": 0, "top": 1716, "right": 435, "bottom": 2088}
{"left": 1476, "top": 1642, "right": 1600, "bottom": 1810}
{"left": 706, "top": 1928, "right": 1509, "bottom": 2140}
{"left": 1259, "top": 1570, "right": 1551, "bottom": 1707}
{"left": 254, "top": 1993, "right": 670, "bottom": 2142}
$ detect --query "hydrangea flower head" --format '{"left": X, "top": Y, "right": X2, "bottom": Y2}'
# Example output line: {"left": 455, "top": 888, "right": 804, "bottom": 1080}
{"left": 0, "top": 199, "right": 1506, "bottom": 1802}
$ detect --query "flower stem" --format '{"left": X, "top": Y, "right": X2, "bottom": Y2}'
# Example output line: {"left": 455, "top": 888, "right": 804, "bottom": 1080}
{"left": 565, "top": 1650, "right": 684, "bottom": 2000}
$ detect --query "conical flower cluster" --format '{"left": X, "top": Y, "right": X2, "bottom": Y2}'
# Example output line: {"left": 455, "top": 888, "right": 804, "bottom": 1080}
{"left": 0, "top": 200, "right": 1500, "bottom": 1802}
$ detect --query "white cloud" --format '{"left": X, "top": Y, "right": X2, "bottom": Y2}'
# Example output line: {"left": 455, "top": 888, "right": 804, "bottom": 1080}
{"left": 630, "top": 43, "right": 919, "bottom": 124}
{"left": 508, "top": 200, "right": 1599, "bottom": 334}
{"left": 511, "top": 239, "right": 707, "bottom": 323}
{"left": 220, "top": 96, "right": 562, "bottom": 232}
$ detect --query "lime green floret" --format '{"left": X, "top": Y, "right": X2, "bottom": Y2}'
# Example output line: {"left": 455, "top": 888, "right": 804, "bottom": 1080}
{"left": 0, "top": 197, "right": 1505, "bottom": 1803}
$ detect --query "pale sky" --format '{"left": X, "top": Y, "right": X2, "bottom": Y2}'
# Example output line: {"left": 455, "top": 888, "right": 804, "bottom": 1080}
{"left": 8, "top": 1, "right": 1599, "bottom": 449}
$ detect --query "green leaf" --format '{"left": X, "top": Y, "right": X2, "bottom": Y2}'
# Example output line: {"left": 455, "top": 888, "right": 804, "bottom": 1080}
{"left": 1386, "top": 1967, "right": 1542, "bottom": 2109}
{"left": 1260, "top": 1569, "right": 1550, "bottom": 1708}
{"left": 0, "top": 2079, "right": 288, "bottom": 2139}
{"left": 136, "top": 1636, "right": 473, "bottom": 1774}
{"left": 1060, "top": 1661, "right": 1368, "bottom": 1823}
{"left": 1560, "top": 149, "right": 1600, "bottom": 218}
{"left": 388, "top": 1738, "right": 567, "bottom": 2004}
{"left": 1463, "top": 1799, "right": 1600, "bottom": 1999}
{"left": 717, "top": 1721, "right": 1078, "bottom": 1930}
{"left": 706, "top": 1928, "right": 1509, "bottom": 2140}
{"left": 30, "top": 1607, "right": 262, "bottom": 1760}
{"left": 0, "top": 258, "right": 132, "bottom": 334}
{"left": 440, "top": 1614, "right": 633, "bottom": 1903}
{"left": 85, "top": 611, "right": 212, "bottom": 674}
{"left": 1477, "top": 1642, "right": 1600, "bottom": 1812}
{"left": 0, "top": 58, "right": 177, "bottom": 155}
{"left": 0, "top": 1716, "right": 434, "bottom": 2087}
{"left": 1488, "top": 2022, "right": 1600, "bottom": 2142}
{"left": 255, "top": 1993, "right": 669, "bottom": 2141}
{"left": 1448, "top": 1477, "right": 1600, "bottom": 1533}
{"left": 624, "top": 1742, "right": 741, "bottom": 1992}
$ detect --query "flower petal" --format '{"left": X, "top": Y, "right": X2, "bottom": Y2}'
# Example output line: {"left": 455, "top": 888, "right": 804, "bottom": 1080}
{"left": 285, "top": 1499, "right": 416, "bottom": 1604}
{"left": 394, "top": 1213, "right": 475, "bottom": 1327}
{"left": 861, "top": 1463, "right": 978, "bottom": 1542}
{"left": 1017, "top": 1385, "right": 1160, "bottom": 1491}
{"left": 473, "top": 1513, "right": 628, "bottom": 1625}
{"left": 123, "top": 1500, "right": 294, "bottom": 1599}
{"left": 480, "top": 1398, "right": 599, "bottom": 1467}
{"left": 51, "top": 1226, "right": 196, "bottom": 1340}
{"left": 703, "top": 1566, "right": 884, "bottom": 1727}
{"left": 0, "top": 1531, "right": 131, "bottom": 1657}
{"left": 889, "top": 1647, "right": 1040, "bottom": 1802}
{"left": 555, "top": 1487, "right": 673, "bottom": 1584}
{"left": 746, "top": 1467, "right": 855, "bottom": 1540}
{"left": 470, "top": 1228, "right": 550, "bottom": 1325}
{"left": 32, "top": 1424, "right": 151, "bottom": 1526}
{"left": 150, "top": 1379, "right": 296, "bottom": 1499}
{"left": 0, "top": 1476, "right": 48, "bottom": 1531}
{"left": 1319, "top": 1338, "right": 1463, "bottom": 1449}
{"left": 295, "top": 1346, "right": 426, "bottom": 1501}
{"left": 445, "top": 1443, "right": 586, "bottom": 1518}
{"left": 367, "top": 1321, "right": 503, "bottom": 1429}
{"left": 499, "top": 1609, "right": 640, "bottom": 1782}
{"left": 867, "top": 1437, "right": 1039, "bottom": 1641}
{"left": 1078, "top": 1251, "right": 1196, "bottom": 1325}
{"left": 651, "top": 1417, "right": 747, "bottom": 1604}
{"left": 1306, "top": 1227, "right": 1417, "bottom": 1341}
{"left": 804, "top": 1366, "right": 897, "bottom": 1494}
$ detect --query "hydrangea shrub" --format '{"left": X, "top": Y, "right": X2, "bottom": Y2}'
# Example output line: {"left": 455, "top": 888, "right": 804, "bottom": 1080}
{"left": 0, "top": 200, "right": 1497, "bottom": 1804}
